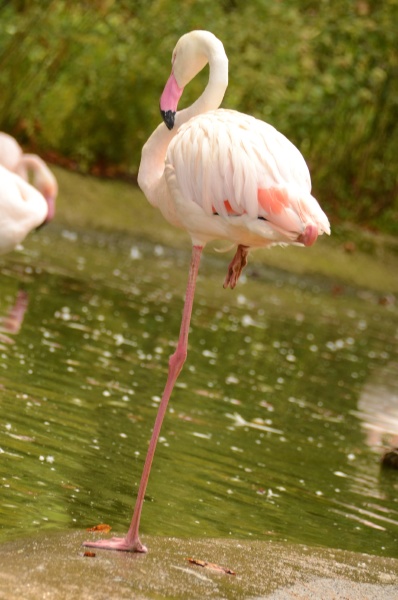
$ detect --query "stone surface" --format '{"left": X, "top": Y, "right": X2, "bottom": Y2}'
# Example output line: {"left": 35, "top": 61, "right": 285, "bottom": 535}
{"left": 0, "top": 531, "right": 397, "bottom": 599}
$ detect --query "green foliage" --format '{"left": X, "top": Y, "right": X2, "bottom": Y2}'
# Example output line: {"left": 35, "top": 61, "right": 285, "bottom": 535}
{"left": 0, "top": 0, "right": 397, "bottom": 230}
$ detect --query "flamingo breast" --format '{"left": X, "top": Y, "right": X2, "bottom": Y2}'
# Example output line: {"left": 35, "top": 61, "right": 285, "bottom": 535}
{"left": 0, "top": 166, "right": 48, "bottom": 255}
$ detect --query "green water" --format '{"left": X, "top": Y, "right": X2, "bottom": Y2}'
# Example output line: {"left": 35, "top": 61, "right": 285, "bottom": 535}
{"left": 0, "top": 223, "right": 397, "bottom": 559}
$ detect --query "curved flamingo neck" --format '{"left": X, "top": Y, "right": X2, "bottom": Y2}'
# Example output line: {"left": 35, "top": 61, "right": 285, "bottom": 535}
{"left": 18, "top": 153, "right": 45, "bottom": 173}
{"left": 16, "top": 154, "right": 47, "bottom": 187}
{"left": 176, "top": 49, "right": 228, "bottom": 127}
{"left": 138, "top": 37, "right": 228, "bottom": 204}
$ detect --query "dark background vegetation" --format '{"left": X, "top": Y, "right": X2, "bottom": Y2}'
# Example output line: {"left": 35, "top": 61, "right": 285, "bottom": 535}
{"left": 0, "top": 0, "right": 397, "bottom": 233}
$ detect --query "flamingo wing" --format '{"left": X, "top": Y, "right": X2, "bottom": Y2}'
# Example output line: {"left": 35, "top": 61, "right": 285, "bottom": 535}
{"left": 165, "top": 109, "right": 330, "bottom": 241}
{"left": 0, "top": 166, "right": 48, "bottom": 254}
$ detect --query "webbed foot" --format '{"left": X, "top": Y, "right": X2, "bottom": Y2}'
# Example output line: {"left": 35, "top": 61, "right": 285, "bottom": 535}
{"left": 83, "top": 536, "right": 147, "bottom": 553}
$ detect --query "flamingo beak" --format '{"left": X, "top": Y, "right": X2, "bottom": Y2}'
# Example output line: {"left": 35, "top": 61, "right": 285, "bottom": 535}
{"left": 160, "top": 72, "right": 183, "bottom": 130}
{"left": 45, "top": 195, "right": 56, "bottom": 223}
{"left": 160, "top": 109, "right": 176, "bottom": 130}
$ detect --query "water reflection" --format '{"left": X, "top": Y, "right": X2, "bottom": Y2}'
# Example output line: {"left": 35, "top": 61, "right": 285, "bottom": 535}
{"left": 0, "top": 225, "right": 397, "bottom": 559}
{"left": 355, "top": 362, "right": 398, "bottom": 448}
{"left": 0, "top": 289, "right": 29, "bottom": 342}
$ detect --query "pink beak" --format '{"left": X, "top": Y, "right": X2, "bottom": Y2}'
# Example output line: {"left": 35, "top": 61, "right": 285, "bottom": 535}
{"left": 160, "top": 72, "right": 183, "bottom": 130}
{"left": 45, "top": 195, "right": 56, "bottom": 223}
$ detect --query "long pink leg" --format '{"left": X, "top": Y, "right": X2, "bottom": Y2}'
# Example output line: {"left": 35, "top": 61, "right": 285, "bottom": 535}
{"left": 84, "top": 245, "right": 203, "bottom": 552}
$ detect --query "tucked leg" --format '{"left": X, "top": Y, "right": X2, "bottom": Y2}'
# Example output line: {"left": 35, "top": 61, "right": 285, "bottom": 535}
{"left": 223, "top": 245, "right": 249, "bottom": 289}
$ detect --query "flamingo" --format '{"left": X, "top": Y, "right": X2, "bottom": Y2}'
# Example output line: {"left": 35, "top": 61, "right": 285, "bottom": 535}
{"left": 0, "top": 164, "right": 53, "bottom": 255}
{"left": 84, "top": 30, "right": 330, "bottom": 553}
{"left": 0, "top": 132, "right": 57, "bottom": 221}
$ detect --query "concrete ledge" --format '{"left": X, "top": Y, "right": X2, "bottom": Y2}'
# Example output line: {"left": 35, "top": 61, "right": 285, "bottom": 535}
{"left": 0, "top": 531, "right": 397, "bottom": 599}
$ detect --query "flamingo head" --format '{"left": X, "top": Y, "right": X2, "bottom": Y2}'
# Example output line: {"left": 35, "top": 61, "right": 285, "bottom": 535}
{"left": 160, "top": 31, "right": 222, "bottom": 130}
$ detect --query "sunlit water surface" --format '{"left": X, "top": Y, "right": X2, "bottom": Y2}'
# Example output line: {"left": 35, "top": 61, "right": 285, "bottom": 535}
{"left": 0, "top": 224, "right": 397, "bottom": 558}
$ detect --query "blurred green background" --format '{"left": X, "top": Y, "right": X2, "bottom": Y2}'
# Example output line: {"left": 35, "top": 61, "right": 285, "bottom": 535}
{"left": 0, "top": 0, "right": 397, "bottom": 233}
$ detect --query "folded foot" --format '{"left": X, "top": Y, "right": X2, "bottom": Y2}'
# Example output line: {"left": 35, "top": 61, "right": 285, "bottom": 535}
{"left": 83, "top": 536, "right": 148, "bottom": 553}
{"left": 297, "top": 224, "right": 318, "bottom": 247}
{"left": 223, "top": 245, "right": 249, "bottom": 289}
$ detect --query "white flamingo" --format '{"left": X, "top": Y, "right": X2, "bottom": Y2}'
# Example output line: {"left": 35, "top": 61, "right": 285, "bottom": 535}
{"left": 0, "top": 132, "right": 57, "bottom": 222}
{"left": 0, "top": 165, "right": 53, "bottom": 255}
{"left": 84, "top": 30, "right": 330, "bottom": 553}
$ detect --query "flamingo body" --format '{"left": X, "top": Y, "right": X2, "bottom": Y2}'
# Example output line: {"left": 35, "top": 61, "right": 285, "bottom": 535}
{"left": 84, "top": 30, "right": 330, "bottom": 554}
{"left": 0, "top": 165, "right": 48, "bottom": 255}
{"left": 0, "top": 132, "right": 57, "bottom": 222}
{"left": 0, "top": 132, "right": 22, "bottom": 171}
{"left": 162, "top": 108, "right": 329, "bottom": 248}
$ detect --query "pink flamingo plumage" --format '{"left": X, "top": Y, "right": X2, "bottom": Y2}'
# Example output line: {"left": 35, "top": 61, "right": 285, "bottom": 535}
{"left": 0, "top": 164, "right": 54, "bottom": 255}
{"left": 0, "top": 132, "right": 57, "bottom": 222}
{"left": 84, "top": 30, "right": 330, "bottom": 553}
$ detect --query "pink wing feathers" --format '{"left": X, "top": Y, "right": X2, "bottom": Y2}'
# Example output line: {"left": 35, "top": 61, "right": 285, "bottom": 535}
{"left": 165, "top": 109, "right": 330, "bottom": 241}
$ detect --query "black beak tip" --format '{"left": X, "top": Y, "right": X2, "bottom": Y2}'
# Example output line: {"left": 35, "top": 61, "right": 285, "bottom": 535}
{"left": 160, "top": 109, "right": 176, "bottom": 130}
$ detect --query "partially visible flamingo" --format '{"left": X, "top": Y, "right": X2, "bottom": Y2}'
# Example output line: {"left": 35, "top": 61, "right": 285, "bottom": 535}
{"left": 0, "top": 165, "right": 53, "bottom": 255}
{"left": 84, "top": 30, "right": 330, "bottom": 553}
{"left": 0, "top": 132, "right": 57, "bottom": 221}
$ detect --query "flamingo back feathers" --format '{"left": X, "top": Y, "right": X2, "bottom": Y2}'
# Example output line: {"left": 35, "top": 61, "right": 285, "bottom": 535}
{"left": 0, "top": 165, "right": 48, "bottom": 254}
{"left": 165, "top": 109, "right": 330, "bottom": 243}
